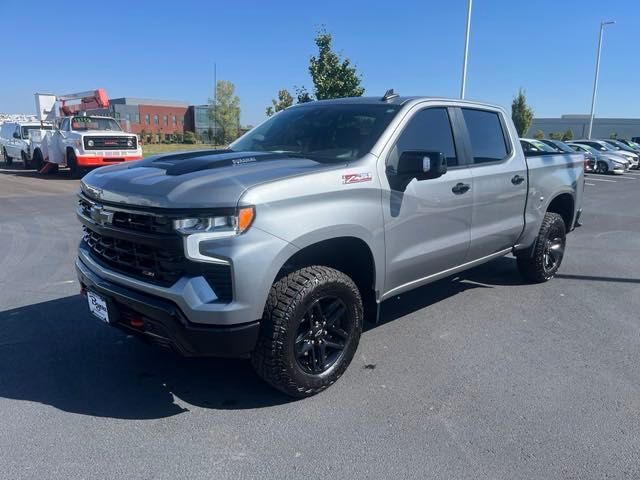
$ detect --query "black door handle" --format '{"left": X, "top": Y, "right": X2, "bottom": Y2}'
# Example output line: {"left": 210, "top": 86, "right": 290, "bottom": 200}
{"left": 511, "top": 174, "right": 525, "bottom": 185}
{"left": 452, "top": 183, "right": 471, "bottom": 195}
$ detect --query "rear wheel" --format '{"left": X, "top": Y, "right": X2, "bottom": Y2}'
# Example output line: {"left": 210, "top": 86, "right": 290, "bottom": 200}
{"left": 21, "top": 151, "right": 30, "bottom": 169}
{"left": 251, "top": 266, "right": 363, "bottom": 397}
{"left": 517, "top": 212, "right": 566, "bottom": 283}
{"left": 2, "top": 148, "right": 12, "bottom": 166}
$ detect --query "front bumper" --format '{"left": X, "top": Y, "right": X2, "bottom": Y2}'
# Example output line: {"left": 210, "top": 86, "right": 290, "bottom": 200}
{"left": 76, "top": 153, "right": 143, "bottom": 167}
{"left": 76, "top": 256, "right": 260, "bottom": 357}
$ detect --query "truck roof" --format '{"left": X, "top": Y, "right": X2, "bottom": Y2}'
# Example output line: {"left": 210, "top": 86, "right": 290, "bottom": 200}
{"left": 290, "top": 95, "right": 505, "bottom": 111}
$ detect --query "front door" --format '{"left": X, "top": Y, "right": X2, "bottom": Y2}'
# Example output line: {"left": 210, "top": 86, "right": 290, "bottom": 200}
{"left": 381, "top": 106, "right": 473, "bottom": 298}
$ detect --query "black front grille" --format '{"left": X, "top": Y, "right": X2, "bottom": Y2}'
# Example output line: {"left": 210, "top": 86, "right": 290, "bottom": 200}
{"left": 83, "top": 226, "right": 183, "bottom": 287}
{"left": 78, "top": 197, "right": 174, "bottom": 235}
{"left": 84, "top": 136, "right": 137, "bottom": 150}
{"left": 82, "top": 226, "right": 233, "bottom": 301}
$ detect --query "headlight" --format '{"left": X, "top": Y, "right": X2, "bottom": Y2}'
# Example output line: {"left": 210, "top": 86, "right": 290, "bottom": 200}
{"left": 173, "top": 206, "right": 255, "bottom": 236}
{"left": 87, "top": 139, "right": 94, "bottom": 147}
{"left": 127, "top": 138, "right": 134, "bottom": 147}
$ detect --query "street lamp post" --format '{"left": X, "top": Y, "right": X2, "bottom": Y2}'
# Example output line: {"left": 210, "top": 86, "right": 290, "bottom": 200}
{"left": 587, "top": 21, "right": 615, "bottom": 139}
{"left": 460, "top": 0, "right": 473, "bottom": 99}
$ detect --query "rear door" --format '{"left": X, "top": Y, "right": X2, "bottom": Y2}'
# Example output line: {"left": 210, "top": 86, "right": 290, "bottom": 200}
{"left": 458, "top": 107, "right": 528, "bottom": 260}
{"left": 381, "top": 105, "right": 473, "bottom": 297}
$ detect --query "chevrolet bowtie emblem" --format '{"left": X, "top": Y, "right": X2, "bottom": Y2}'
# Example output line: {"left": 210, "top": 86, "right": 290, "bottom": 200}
{"left": 90, "top": 205, "right": 114, "bottom": 225}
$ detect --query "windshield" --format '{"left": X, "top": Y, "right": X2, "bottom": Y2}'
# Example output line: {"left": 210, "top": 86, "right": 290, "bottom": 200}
{"left": 71, "top": 117, "right": 122, "bottom": 132}
{"left": 571, "top": 144, "right": 597, "bottom": 154}
{"left": 541, "top": 139, "right": 574, "bottom": 153}
{"left": 21, "top": 125, "right": 52, "bottom": 138}
{"left": 579, "top": 141, "right": 614, "bottom": 152}
{"left": 528, "top": 140, "right": 557, "bottom": 152}
{"left": 230, "top": 103, "right": 402, "bottom": 162}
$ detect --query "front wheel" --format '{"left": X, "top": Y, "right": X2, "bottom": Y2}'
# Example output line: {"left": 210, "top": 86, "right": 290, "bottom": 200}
{"left": 517, "top": 212, "right": 566, "bottom": 283}
{"left": 595, "top": 161, "right": 609, "bottom": 174}
{"left": 251, "top": 266, "right": 363, "bottom": 397}
{"left": 2, "top": 148, "right": 12, "bottom": 166}
{"left": 67, "top": 150, "right": 82, "bottom": 178}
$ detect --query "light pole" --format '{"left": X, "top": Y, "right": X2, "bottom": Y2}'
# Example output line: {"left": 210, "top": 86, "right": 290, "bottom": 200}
{"left": 460, "top": 0, "right": 473, "bottom": 99}
{"left": 587, "top": 20, "right": 615, "bottom": 139}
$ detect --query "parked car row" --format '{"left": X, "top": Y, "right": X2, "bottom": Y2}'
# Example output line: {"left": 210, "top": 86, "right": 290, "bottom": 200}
{"left": 520, "top": 137, "right": 640, "bottom": 175}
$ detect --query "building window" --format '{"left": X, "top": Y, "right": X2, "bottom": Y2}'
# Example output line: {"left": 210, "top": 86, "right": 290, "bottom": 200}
{"left": 154, "top": 114, "right": 159, "bottom": 125}
{"left": 163, "top": 115, "right": 168, "bottom": 126}
{"left": 134, "top": 113, "right": 140, "bottom": 124}
{"left": 125, "top": 113, "right": 131, "bottom": 122}
{"left": 145, "top": 114, "right": 150, "bottom": 125}
{"left": 172, "top": 115, "right": 177, "bottom": 125}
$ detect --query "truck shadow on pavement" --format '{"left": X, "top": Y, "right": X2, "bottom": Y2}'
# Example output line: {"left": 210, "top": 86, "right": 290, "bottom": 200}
{"left": 0, "top": 256, "right": 554, "bottom": 420}
{"left": 0, "top": 295, "right": 293, "bottom": 419}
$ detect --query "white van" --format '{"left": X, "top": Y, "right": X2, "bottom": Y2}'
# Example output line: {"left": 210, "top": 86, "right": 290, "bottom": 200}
{"left": 1, "top": 121, "right": 52, "bottom": 167}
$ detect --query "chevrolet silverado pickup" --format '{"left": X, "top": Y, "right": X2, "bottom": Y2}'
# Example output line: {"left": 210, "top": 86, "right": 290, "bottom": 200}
{"left": 76, "top": 94, "right": 584, "bottom": 397}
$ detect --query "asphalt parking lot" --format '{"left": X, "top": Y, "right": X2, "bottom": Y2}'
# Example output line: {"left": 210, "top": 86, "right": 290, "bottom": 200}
{"left": 1, "top": 164, "right": 639, "bottom": 479}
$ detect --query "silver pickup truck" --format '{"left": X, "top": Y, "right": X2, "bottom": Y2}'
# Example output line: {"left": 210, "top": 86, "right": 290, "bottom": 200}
{"left": 76, "top": 95, "right": 584, "bottom": 397}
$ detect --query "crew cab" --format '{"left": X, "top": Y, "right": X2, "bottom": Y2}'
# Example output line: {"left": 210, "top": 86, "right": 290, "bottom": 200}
{"left": 32, "top": 115, "right": 142, "bottom": 176}
{"left": 76, "top": 95, "right": 584, "bottom": 397}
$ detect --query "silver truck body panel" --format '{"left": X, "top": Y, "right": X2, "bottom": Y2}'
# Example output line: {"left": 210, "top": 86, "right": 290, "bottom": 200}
{"left": 77, "top": 96, "right": 583, "bottom": 327}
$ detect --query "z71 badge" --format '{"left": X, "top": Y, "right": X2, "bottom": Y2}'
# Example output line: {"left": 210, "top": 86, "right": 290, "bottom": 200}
{"left": 342, "top": 173, "right": 372, "bottom": 184}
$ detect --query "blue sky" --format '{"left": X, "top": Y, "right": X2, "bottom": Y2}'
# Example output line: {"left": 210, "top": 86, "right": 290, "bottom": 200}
{"left": 1, "top": 0, "right": 638, "bottom": 126}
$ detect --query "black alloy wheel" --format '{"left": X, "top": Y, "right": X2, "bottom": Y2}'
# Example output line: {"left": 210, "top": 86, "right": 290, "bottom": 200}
{"left": 294, "top": 296, "right": 351, "bottom": 375}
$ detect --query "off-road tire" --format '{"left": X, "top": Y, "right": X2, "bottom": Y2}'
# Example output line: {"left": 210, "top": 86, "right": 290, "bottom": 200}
{"left": 517, "top": 212, "right": 566, "bottom": 283}
{"left": 251, "top": 266, "right": 363, "bottom": 398}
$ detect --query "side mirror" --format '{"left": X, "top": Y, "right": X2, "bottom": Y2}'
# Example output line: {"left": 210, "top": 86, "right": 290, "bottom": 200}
{"left": 13, "top": 131, "right": 21, "bottom": 139}
{"left": 396, "top": 151, "right": 447, "bottom": 180}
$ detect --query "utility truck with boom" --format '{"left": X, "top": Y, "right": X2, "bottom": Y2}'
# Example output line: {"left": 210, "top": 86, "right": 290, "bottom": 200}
{"left": 30, "top": 90, "right": 142, "bottom": 176}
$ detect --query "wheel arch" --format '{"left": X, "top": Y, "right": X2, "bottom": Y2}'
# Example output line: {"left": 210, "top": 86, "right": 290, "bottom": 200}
{"left": 275, "top": 234, "right": 379, "bottom": 323}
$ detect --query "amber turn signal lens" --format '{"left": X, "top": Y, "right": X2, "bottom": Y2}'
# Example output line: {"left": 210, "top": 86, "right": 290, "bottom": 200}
{"left": 237, "top": 207, "right": 255, "bottom": 233}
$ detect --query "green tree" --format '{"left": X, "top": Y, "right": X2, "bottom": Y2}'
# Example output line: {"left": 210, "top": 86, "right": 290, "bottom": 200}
{"left": 511, "top": 88, "right": 534, "bottom": 137}
{"left": 549, "top": 132, "right": 563, "bottom": 140}
{"left": 295, "top": 86, "right": 313, "bottom": 103}
{"left": 610, "top": 132, "right": 618, "bottom": 139}
{"left": 266, "top": 89, "right": 294, "bottom": 117}
{"left": 562, "top": 128, "right": 574, "bottom": 141}
{"left": 533, "top": 130, "right": 545, "bottom": 139}
{"left": 183, "top": 131, "right": 196, "bottom": 144}
{"left": 209, "top": 80, "right": 241, "bottom": 144}
{"left": 309, "top": 28, "right": 365, "bottom": 100}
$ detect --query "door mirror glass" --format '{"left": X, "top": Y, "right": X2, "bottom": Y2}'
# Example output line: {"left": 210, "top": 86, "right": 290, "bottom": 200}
{"left": 13, "top": 131, "right": 21, "bottom": 139}
{"left": 396, "top": 151, "right": 448, "bottom": 180}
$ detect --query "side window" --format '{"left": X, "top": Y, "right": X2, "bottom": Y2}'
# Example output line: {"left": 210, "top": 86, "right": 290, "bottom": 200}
{"left": 388, "top": 107, "right": 458, "bottom": 169}
{"left": 60, "top": 118, "right": 69, "bottom": 131}
{"left": 461, "top": 108, "right": 509, "bottom": 164}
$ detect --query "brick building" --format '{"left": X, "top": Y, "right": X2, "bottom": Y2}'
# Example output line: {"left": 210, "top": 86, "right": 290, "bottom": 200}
{"left": 107, "top": 98, "right": 188, "bottom": 141}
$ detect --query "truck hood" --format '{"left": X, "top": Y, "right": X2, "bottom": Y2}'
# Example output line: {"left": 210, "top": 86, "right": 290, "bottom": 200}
{"left": 81, "top": 150, "right": 341, "bottom": 209}
{"left": 78, "top": 131, "right": 136, "bottom": 137}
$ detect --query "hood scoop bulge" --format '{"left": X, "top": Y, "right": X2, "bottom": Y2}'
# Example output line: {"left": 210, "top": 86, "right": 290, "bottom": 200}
{"left": 145, "top": 150, "right": 296, "bottom": 176}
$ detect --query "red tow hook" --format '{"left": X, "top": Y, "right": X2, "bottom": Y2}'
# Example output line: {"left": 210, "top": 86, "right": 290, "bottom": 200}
{"left": 129, "top": 314, "right": 144, "bottom": 329}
